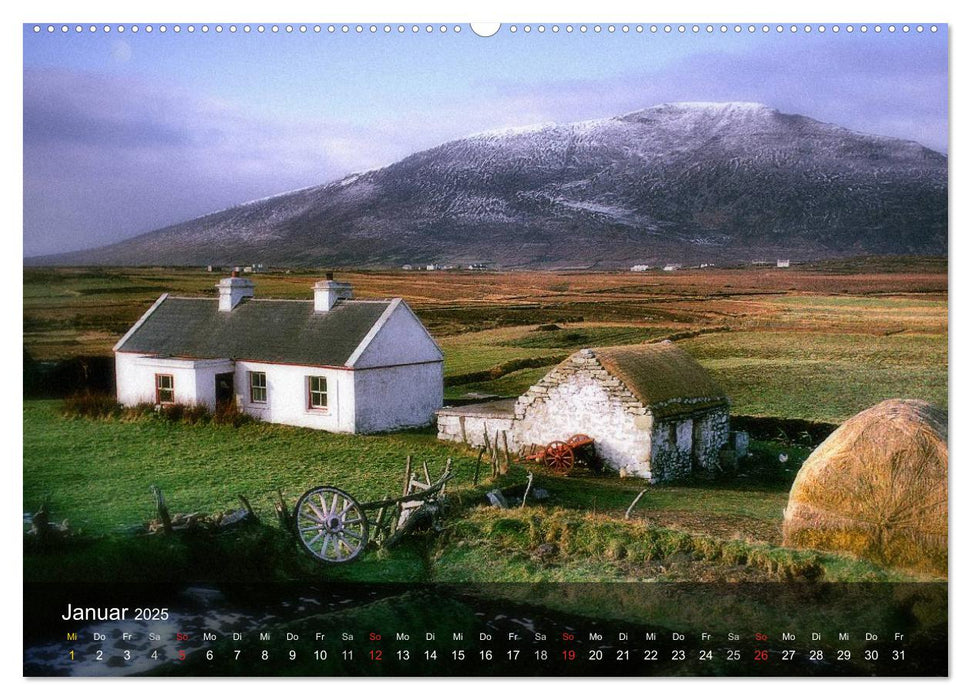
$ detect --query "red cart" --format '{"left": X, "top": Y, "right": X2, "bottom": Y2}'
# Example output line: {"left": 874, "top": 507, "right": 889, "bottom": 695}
{"left": 523, "top": 434, "right": 595, "bottom": 475}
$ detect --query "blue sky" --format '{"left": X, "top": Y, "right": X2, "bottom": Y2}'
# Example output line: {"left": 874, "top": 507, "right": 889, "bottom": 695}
{"left": 23, "top": 23, "right": 948, "bottom": 256}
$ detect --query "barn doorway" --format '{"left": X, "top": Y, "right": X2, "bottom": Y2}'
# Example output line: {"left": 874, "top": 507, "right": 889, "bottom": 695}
{"left": 215, "top": 372, "right": 235, "bottom": 408}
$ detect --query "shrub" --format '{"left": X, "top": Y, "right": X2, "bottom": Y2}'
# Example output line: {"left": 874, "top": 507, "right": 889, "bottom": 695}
{"left": 61, "top": 392, "right": 121, "bottom": 419}
{"left": 213, "top": 401, "right": 254, "bottom": 427}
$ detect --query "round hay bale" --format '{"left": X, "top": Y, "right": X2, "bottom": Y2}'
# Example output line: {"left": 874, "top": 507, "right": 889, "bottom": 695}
{"left": 782, "top": 399, "right": 947, "bottom": 575}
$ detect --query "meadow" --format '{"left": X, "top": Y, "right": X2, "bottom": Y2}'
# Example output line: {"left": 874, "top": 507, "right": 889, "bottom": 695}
{"left": 22, "top": 261, "right": 947, "bottom": 583}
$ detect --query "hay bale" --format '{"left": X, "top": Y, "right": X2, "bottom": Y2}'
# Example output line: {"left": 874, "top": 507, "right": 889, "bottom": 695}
{"left": 782, "top": 399, "right": 947, "bottom": 575}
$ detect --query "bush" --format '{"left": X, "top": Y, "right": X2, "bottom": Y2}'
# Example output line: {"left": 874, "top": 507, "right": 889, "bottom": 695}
{"left": 71, "top": 397, "right": 253, "bottom": 428}
{"left": 61, "top": 392, "right": 121, "bottom": 419}
{"left": 214, "top": 401, "right": 254, "bottom": 427}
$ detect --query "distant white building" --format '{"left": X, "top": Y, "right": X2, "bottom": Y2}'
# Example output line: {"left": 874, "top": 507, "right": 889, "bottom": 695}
{"left": 114, "top": 275, "right": 444, "bottom": 434}
{"left": 402, "top": 264, "right": 414, "bottom": 271}
{"left": 777, "top": 259, "right": 791, "bottom": 268}
{"left": 662, "top": 264, "right": 682, "bottom": 272}
{"left": 630, "top": 264, "right": 652, "bottom": 272}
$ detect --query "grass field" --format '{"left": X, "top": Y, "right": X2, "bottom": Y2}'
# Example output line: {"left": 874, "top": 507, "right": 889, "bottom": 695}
{"left": 22, "top": 262, "right": 947, "bottom": 584}
{"left": 24, "top": 263, "right": 946, "bottom": 423}
{"left": 26, "top": 400, "right": 924, "bottom": 585}
{"left": 24, "top": 400, "right": 794, "bottom": 538}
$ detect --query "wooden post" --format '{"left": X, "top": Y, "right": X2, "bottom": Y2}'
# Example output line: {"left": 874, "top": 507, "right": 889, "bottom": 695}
{"left": 625, "top": 490, "right": 648, "bottom": 520}
{"left": 483, "top": 425, "right": 491, "bottom": 457}
{"left": 521, "top": 471, "right": 534, "bottom": 508}
{"left": 275, "top": 488, "right": 292, "bottom": 532}
{"left": 443, "top": 458, "right": 453, "bottom": 495}
{"left": 151, "top": 485, "right": 173, "bottom": 535}
{"left": 502, "top": 431, "right": 512, "bottom": 474}
{"left": 422, "top": 460, "right": 432, "bottom": 486}
{"left": 473, "top": 447, "right": 485, "bottom": 485}
{"left": 403, "top": 456, "right": 413, "bottom": 497}
{"left": 237, "top": 494, "right": 256, "bottom": 520}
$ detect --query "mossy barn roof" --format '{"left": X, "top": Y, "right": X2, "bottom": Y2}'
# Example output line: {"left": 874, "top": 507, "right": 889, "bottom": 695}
{"left": 576, "top": 342, "right": 728, "bottom": 419}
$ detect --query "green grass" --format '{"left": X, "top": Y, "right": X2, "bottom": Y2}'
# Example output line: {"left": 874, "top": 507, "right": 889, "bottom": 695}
{"left": 24, "top": 400, "right": 938, "bottom": 584}
{"left": 499, "top": 325, "right": 675, "bottom": 349}
{"left": 23, "top": 400, "right": 479, "bottom": 533}
{"left": 440, "top": 324, "right": 946, "bottom": 421}
{"left": 25, "top": 399, "right": 796, "bottom": 537}
{"left": 444, "top": 366, "right": 554, "bottom": 399}
{"left": 682, "top": 331, "right": 947, "bottom": 422}
{"left": 429, "top": 507, "right": 920, "bottom": 584}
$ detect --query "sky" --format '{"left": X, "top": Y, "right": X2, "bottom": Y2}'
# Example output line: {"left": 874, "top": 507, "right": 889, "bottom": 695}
{"left": 22, "top": 22, "right": 948, "bottom": 257}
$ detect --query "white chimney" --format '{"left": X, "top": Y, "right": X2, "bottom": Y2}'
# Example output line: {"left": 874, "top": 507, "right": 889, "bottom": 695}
{"left": 216, "top": 272, "right": 255, "bottom": 311}
{"left": 314, "top": 274, "right": 353, "bottom": 313}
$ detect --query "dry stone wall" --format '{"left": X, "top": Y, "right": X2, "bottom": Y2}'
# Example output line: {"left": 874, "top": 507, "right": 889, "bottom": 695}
{"left": 514, "top": 350, "right": 657, "bottom": 479}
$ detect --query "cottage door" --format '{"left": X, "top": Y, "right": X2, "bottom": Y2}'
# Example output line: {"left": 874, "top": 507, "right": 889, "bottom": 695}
{"left": 215, "top": 372, "right": 235, "bottom": 408}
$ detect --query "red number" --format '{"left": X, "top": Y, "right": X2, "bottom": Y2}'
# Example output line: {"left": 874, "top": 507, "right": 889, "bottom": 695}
{"left": 177, "top": 649, "right": 186, "bottom": 661}
{"left": 370, "top": 649, "right": 382, "bottom": 661}
{"left": 562, "top": 650, "right": 576, "bottom": 661}
{"left": 754, "top": 649, "right": 768, "bottom": 661}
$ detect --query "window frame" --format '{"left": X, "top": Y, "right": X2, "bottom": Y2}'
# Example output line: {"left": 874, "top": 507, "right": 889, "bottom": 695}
{"left": 248, "top": 371, "right": 267, "bottom": 404}
{"left": 155, "top": 373, "right": 175, "bottom": 405}
{"left": 307, "top": 375, "right": 329, "bottom": 411}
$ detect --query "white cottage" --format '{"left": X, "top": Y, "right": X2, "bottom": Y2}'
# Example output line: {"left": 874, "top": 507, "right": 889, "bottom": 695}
{"left": 114, "top": 275, "right": 444, "bottom": 433}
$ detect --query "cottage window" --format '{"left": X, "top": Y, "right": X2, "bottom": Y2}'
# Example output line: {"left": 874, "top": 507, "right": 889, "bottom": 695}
{"left": 155, "top": 374, "right": 174, "bottom": 405}
{"left": 308, "top": 376, "right": 328, "bottom": 409}
{"left": 249, "top": 371, "right": 267, "bottom": 403}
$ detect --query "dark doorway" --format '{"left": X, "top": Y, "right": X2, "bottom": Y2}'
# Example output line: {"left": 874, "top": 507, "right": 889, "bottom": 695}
{"left": 215, "top": 372, "right": 235, "bottom": 407}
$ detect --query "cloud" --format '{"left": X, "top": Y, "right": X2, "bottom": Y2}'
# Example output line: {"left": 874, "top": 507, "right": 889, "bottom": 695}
{"left": 472, "top": 38, "right": 948, "bottom": 153}
{"left": 23, "top": 69, "right": 416, "bottom": 255}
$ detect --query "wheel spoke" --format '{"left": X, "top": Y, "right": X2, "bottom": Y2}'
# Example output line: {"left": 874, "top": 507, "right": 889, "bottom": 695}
{"left": 305, "top": 500, "right": 326, "bottom": 522}
{"left": 295, "top": 487, "right": 368, "bottom": 563}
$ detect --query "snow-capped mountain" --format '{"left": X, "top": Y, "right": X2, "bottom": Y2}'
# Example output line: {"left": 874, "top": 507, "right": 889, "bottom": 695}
{"left": 32, "top": 102, "right": 947, "bottom": 267}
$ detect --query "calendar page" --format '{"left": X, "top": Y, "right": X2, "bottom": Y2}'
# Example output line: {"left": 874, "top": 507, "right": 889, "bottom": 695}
{"left": 22, "top": 20, "right": 948, "bottom": 678}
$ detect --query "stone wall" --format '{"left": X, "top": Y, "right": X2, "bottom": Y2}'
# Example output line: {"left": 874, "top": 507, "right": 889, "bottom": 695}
{"left": 436, "top": 400, "right": 519, "bottom": 451}
{"left": 439, "top": 349, "right": 731, "bottom": 483}
{"left": 694, "top": 407, "right": 731, "bottom": 474}
{"left": 648, "top": 406, "right": 730, "bottom": 482}
{"left": 514, "top": 350, "right": 657, "bottom": 479}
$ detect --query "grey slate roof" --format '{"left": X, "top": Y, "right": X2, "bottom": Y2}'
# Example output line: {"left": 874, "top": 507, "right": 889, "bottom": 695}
{"left": 116, "top": 296, "right": 393, "bottom": 367}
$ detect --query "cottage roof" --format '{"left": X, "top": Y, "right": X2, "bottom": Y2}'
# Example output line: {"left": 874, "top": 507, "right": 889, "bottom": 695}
{"left": 115, "top": 296, "right": 394, "bottom": 367}
{"left": 585, "top": 342, "right": 729, "bottom": 419}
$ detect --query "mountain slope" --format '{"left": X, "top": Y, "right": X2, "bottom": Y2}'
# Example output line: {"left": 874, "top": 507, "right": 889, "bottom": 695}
{"left": 32, "top": 102, "right": 947, "bottom": 268}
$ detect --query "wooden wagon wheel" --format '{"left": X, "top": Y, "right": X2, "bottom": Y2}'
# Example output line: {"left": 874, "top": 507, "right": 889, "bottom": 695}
{"left": 544, "top": 440, "right": 575, "bottom": 475}
{"left": 294, "top": 486, "right": 369, "bottom": 563}
{"left": 567, "top": 434, "right": 592, "bottom": 448}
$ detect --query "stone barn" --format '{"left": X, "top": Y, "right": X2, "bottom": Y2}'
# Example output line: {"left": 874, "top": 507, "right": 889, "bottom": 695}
{"left": 438, "top": 341, "right": 731, "bottom": 482}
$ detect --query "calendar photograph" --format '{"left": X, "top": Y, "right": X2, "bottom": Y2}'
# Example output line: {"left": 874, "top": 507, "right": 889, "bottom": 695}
{"left": 22, "top": 21, "right": 948, "bottom": 677}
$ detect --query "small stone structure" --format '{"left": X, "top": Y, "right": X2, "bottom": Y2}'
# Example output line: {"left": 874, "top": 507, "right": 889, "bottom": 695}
{"left": 437, "top": 399, "right": 519, "bottom": 451}
{"left": 437, "top": 341, "right": 731, "bottom": 482}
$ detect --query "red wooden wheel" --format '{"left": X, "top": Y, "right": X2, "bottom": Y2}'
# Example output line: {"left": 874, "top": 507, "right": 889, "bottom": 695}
{"left": 567, "top": 434, "right": 592, "bottom": 448}
{"left": 544, "top": 441, "right": 575, "bottom": 475}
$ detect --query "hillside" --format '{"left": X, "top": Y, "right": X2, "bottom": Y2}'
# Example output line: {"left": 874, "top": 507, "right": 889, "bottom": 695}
{"left": 30, "top": 102, "right": 947, "bottom": 268}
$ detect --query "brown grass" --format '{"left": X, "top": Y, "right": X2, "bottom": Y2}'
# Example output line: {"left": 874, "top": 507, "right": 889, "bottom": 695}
{"left": 782, "top": 399, "right": 947, "bottom": 575}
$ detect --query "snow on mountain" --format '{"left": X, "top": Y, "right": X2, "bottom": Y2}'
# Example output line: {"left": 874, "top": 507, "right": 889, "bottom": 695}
{"left": 32, "top": 102, "right": 947, "bottom": 268}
